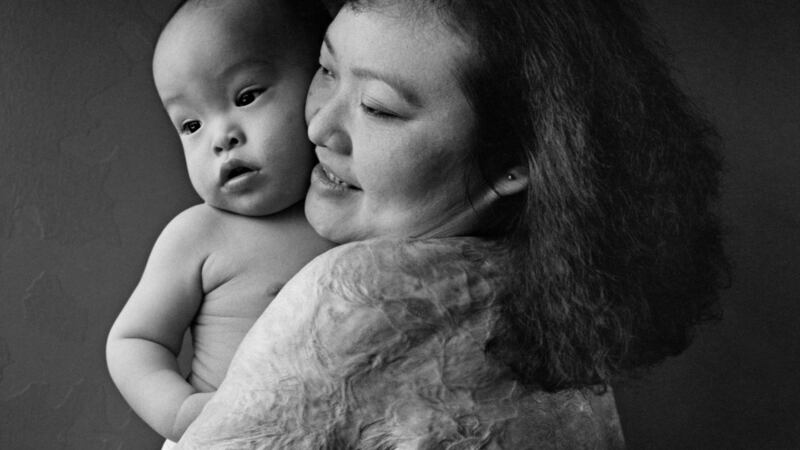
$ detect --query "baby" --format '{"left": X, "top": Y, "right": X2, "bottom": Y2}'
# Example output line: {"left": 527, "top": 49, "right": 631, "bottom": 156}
{"left": 106, "top": 0, "right": 332, "bottom": 444}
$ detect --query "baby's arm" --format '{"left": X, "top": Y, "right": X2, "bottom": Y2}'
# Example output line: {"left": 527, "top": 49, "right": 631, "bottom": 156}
{"left": 106, "top": 206, "right": 213, "bottom": 441}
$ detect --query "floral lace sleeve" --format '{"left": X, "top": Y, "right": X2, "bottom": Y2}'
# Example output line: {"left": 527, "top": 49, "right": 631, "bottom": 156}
{"left": 177, "top": 237, "right": 624, "bottom": 449}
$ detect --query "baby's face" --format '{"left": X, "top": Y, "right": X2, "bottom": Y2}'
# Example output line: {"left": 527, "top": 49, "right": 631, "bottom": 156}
{"left": 153, "top": 1, "right": 316, "bottom": 216}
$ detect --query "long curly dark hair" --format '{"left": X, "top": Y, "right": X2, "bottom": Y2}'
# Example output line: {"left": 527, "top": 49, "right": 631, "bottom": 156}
{"left": 327, "top": 0, "right": 729, "bottom": 391}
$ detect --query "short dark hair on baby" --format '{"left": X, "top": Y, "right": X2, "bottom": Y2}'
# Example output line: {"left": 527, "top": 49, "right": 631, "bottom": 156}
{"left": 165, "top": 0, "right": 330, "bottom": 45}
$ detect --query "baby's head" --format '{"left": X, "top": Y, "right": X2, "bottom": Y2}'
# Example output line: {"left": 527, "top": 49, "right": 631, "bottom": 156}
{"left": 153, "top": 0, "right": 328, "bottom": 216}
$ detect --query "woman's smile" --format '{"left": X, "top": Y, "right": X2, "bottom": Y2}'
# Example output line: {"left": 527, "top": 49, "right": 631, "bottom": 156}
{"left": 304, "top": 5, "right": 483, "bottom": 242}
{"left": 313, "top": 162, "right": 361, "bottom": 191}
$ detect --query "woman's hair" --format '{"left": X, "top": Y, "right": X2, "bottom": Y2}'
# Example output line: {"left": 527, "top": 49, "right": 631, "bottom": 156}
{"left": 327, "top": 0, "right": 729, "bottom": 390}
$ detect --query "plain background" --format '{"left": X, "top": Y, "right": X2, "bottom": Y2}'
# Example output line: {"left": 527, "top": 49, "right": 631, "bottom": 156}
{"left": 0, "top": 0, "right": 797, "bottom": 448}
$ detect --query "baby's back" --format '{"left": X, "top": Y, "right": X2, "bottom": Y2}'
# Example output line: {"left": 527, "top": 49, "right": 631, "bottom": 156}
{"left": 186, "top": 203, "right": 333, "bottom": 391}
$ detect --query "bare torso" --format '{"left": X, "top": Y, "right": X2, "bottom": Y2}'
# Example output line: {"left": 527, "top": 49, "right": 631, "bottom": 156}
{"left": 187, "top": 203, "right": 334, "bottom": 391}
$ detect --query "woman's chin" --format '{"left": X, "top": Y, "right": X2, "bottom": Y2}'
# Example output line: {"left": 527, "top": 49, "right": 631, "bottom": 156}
{"left": 305, "top": 201, "right": 353, "bottom": 244}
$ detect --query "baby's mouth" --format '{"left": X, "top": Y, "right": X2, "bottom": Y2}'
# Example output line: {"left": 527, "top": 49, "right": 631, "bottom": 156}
{"left": 220, "top": 160, "right": 258, "bottom": 185}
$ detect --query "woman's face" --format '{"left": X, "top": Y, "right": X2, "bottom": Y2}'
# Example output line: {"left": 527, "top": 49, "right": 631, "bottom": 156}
{"left": 304, "top": 4, "right": 485, "bottom": 243}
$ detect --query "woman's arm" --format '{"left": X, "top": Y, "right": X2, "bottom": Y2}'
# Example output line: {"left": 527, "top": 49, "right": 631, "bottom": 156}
{"left": 106, "top": 206, "right": 211, "bottom": 441}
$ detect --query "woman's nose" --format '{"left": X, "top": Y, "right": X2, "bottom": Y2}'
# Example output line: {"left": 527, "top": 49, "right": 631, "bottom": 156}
{"left": 213, "top": 122, "right": 245, "bottom": 153}
{"left": 307, "top": 85, "right": 350, "bottom": 155}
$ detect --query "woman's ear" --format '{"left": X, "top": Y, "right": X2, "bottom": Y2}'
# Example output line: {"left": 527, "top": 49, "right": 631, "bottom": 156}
{"left": 492, "top": 165, "right": 529, "bottom": 197}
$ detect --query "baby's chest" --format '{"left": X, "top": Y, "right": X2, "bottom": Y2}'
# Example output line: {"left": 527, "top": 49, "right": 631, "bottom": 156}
{"left": 200, "top": 252, "right": 293, "bottom": 319}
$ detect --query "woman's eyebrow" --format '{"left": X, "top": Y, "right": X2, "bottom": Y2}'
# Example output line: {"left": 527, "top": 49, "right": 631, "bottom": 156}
{"left": 323, "top": 34, "right": 421, "bottom": 107}
{"left": 352, "top": 66, "right": 422, "bottom": 107}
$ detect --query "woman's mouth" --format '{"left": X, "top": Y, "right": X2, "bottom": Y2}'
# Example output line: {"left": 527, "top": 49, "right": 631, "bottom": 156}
{"left": 314, "top": 164, "right": 360, "bottom": 191}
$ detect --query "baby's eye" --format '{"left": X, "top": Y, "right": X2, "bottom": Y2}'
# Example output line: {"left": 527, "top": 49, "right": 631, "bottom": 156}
{"left": 181, "top": 120, "right": 201, "bottom": 135}
{"left": 235, "top": 88, "right": 265, "bottom": 107}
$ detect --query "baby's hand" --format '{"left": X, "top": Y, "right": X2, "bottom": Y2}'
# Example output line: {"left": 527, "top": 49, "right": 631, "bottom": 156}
{"left": 172, "top": 391, "right": 214, "bottom": 440}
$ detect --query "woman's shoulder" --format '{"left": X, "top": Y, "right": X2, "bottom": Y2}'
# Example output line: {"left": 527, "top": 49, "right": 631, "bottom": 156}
{"left": 309, "top": 236, "right": 512, "bottom": 289}
{"left": 316, "top": 235, "right": 507, "bottom": 258}
{"left": 283, "top": 237, "right": 515, "bottom": 373}
{"left": 295, "top": 237, "right": 514, "bottom": 321}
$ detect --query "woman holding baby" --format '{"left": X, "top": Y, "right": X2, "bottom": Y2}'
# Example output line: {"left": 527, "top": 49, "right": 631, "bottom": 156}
{"left": 178, "top": 0, "right": 727, "bottom": 447}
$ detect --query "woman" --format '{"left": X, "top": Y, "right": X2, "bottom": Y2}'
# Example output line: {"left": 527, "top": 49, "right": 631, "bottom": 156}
{"left": 177, "top": 0, "right": 726, "bottom": 447}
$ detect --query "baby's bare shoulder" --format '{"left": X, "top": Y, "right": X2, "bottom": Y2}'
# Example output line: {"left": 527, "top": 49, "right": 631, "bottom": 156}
{"left": 161, "top": 204, "right": 227, "bottom": 241}
{"left": 141, "top": 204, "right": 225, "bottom": 268}
{"left": 160, "top": 205, "right": 282, "bottom": 254}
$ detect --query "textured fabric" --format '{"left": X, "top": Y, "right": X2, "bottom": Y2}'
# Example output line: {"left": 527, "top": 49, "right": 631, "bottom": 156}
{"left": 178, "top": 237, "right": 625, "bottom": 449}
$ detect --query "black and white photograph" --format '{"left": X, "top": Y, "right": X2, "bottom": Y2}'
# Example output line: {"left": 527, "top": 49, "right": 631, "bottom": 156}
{"left": 0, "top": 0, "right": 797, "bottom": 448}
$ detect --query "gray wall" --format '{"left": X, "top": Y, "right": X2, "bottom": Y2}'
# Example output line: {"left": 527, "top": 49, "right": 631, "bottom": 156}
{"left": 614, "top": 1, "right": 800, "bottom": 449}
{"left": 0, "top": 1, "right": 193, "bottom": 448}
{"left": 0, "top": 0, "right": 797, "bottom": 448}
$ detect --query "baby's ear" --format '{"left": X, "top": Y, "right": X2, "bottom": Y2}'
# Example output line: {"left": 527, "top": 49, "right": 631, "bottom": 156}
{"left": 492, "top": 165, "right": 529, "bottom": 197}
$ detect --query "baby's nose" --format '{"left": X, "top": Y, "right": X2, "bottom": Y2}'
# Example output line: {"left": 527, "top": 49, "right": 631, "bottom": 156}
{"left": 213, "top": 126, "right": 245, "bottom": 153}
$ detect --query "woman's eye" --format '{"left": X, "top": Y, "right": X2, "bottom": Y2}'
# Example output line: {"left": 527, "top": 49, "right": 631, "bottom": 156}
{"left": 235, "top": 89, "right": 264, "bottom": 107}
{"left": 181, "top": 120, "right": 201, "bottom": 134}
{"left": 318, "top": 63, "right": 334, "bottom": 78}
{"left": 361, "top": 103, "right": 397, "bottom": 120}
